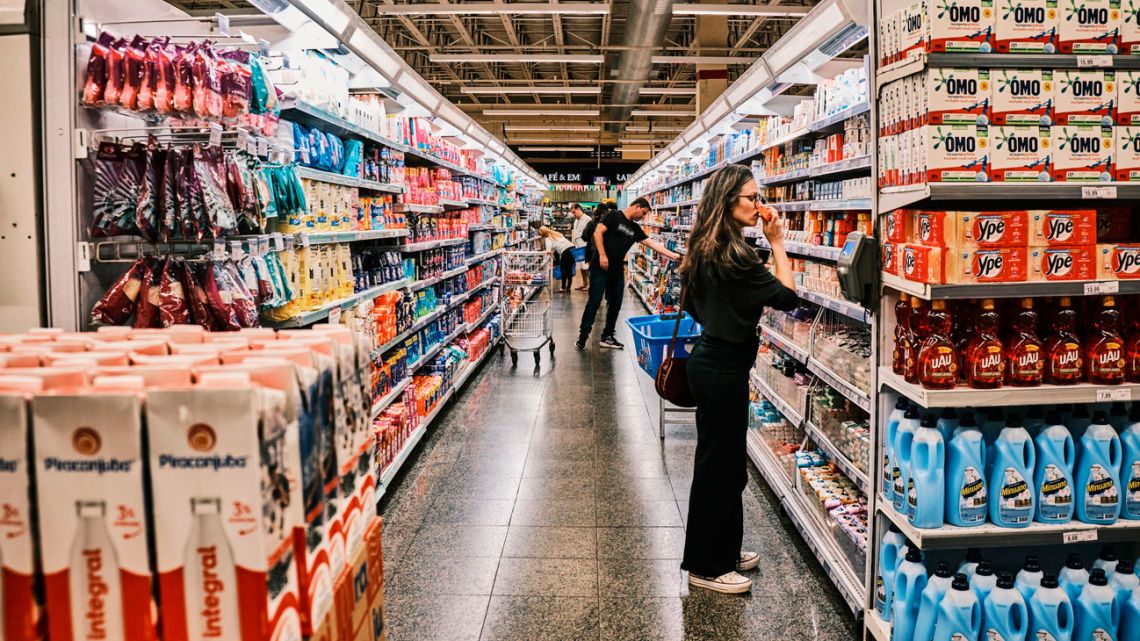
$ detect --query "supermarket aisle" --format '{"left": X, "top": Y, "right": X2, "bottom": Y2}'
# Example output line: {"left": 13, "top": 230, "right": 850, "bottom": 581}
{"left": 380, "top": 290, "right": 861, "bottom": 641}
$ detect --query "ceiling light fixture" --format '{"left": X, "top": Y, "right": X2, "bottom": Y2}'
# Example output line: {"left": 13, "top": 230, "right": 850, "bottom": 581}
{"left": 484, "top": 108, "right": 600, "bottom": 116}
{"left": 462, "top": 87, "right": 602, "bottom": 95}
{"left": 650, "top": 56, "right": 758, "bottom": 65}
{"left": 618, "top": 138, "right": 664, "bottom": 144}
{"left": 507, "top": 138, "right": 598, "bottom": 144}
{"left": 504, "top": 125, "right": 601, "bottom": 132}
{"left": 517, "top": 146, "right": 595, "bottom": 152}
{"left": 625, "top": 125, "right": 686, "bottom": 132}
{"left": 630, "top": 109, "right": 695, "bottom": 117}
{"left": 638, "top": 87, "right": 698, "bottom": 95}
{"left": 431, "top": 54, "right": 604, "bottom": 64}
{"left": 368, "top": 2, "right": 610, "bottom": 15}
{"left": 672, "top": 3, "right": 812, "bottom": 16}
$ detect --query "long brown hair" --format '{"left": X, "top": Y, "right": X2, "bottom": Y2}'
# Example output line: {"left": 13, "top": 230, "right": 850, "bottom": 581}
{"left": 680, "top": 164, "right": 760, "bottom": 293}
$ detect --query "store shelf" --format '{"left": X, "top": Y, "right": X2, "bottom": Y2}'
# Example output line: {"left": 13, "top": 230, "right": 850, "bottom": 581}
{"left": 369, "top": 377, "right": 412, "bottom": 419}
{"left": 757, "top": 167, "right": 812, "bottom": 186}
{"left": 440, "top": 198, "right": 470, "bottom": 209}
{"left": 808, "top": 357, "right": 872, "bottom": 412}
{"left": 750, "top": 371, "right": 805, "bottom": 427}
{"left": 799, "top": 289, "right": 872, "bottom": 324}
{"left": 865, "top": 610, "right": 891, "bottom": 641}
{"left": 810, "top": 155, "right": 873, "bottom": 179}
{"left": 303, "top": 228, "right": 409, "bottom": 244}
{"left": 877, "top": 53, "right": 1140, "bottom": 91}
{"left": 408, "top": 323, "right": 467, "bottom": 372}
{"left": 810, "top": 102, "right": 871, "bottom": 133}
{"left": 653, "top": 199, "right": 700, "bottom": 210}
{"left": 409, "top": 265, "right": 469, "bottom": 291}
{"left": 467, "top": 223, "right": 499, "bottom": 232}
{"left": 397, "top": 203, "right": 446, "bottom": 215}
{"left": 294, "top": 165, "right": 404, "bottom": 194}
{"left": 758, "top": 126, "right": 813, "bottom": 154}
{"left": 264, "top": 278, "right": 408, "bottom": 328}
{"left": 466, "top": 248, "right": 503, "bottom": 265}
{"left": 372, "top": 307, "right": 447, "bottom": 357}
{"left": 759, "top": 324, "right": 809, "bottom": 363}
{"left": 469, "top": 198, "right": 502, "bottom": 207}
{"left": 749, "top": 235, "right": 843, "bottom": 261}
{"left": 880, "top": 366, "right": 1140, "bottom": 408}
{"left": 878, "top": 500, "right": 1140, "bottom": 550}
{"left": 504, "top": 236, "right": 537, "bottom": 248}
{"left": 879, "top": 182, "right": 1140, "bottom": 213}
{"left": 400, "top": 237, "right": 467, "bottom": 252}
{"left": 881, "top": 271, "right": 1140, "bottom": 301}
{"left": 804, "top": 419, "right": 870, "bottom": 493}
{"left": 464, "top": 304, "right": 499, "bottom": 333}
{"left": 630, "top": 280, "right": 658, "bottom": 313}
{"left": 772, "top": 197, "right": 872, "bottom": 213}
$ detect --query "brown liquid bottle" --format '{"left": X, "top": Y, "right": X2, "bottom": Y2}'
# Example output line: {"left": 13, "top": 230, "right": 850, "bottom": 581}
{"left": 1006, "top": 298, "right": 1044, "bottom": 387}
{"left": 892, "top": 292, "right": 911, "bottom": 375}
{"left": 917, "top": 299, "right": 957, "bottom": 389}
{"left": 1125, "top": 298, "right": 1140, "bottom": 383}
{"left": 1044, "top": 297, "right": 1084, "bottom": 385}
{"left": 1085, "top": 296, "right": 1126, "bottom": 385}
{"left": 903, "top": 296, "right": 927, "bottom": 384}
{"left": 965, "top": 299, "right": 1005, "bottom": 389}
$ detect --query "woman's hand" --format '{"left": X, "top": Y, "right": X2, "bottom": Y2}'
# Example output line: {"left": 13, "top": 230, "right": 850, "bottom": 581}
{"left": 760, "top": 206, "right": 784, "bottom": 244}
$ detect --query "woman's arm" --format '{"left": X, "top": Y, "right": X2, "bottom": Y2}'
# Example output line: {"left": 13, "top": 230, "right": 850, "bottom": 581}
{"left": 762, "top": 213, "right": 796, "bottom": 292}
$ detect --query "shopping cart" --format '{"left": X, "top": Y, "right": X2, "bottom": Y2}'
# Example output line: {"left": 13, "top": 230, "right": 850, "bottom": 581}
{"left": 501, "top": 250, "right": 555, "bottom": 367}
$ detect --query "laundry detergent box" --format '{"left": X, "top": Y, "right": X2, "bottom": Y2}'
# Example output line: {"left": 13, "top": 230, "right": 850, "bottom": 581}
{"left": 1122, "top": 0, "right": 1140, "bottom": 52}
{"left": 1118, "top": 71, "right": 1140, "bottom": 125}
{"left": 1057, "top": 0, "right": 1121, "bottom": 52}
{"left": 945, "top": 246, "right": 1030, "bottom": 282}
{"left": 991, "top": 124, "right": 1054, "bottom": 181}
{"left": 1055, "top": 70, "right": 1117, "bottom": 125}
{"left": 1116, "top": 125, "right": 1140, "bottom": 180}
{"left": 1029, "top": 245, "right": 1099, "bottom": 280}
{"left": 32, "top": 380, "right": 155, "bottom": 641}
{"left": 146, "top": 375, "right": 304, "bottom": 641}
{"left": 925, "top": 68, "right": 992, "bottom": 125}
{"left": 926, "top": 0, "right": 996, "bottom": 52}
{"left": 925, "top": 123, "right": 992, "bottom": 182}
{"left": 1029, "top": 209, "right": 1099, "bottom": 245}
{"left": 992, "top": 69, "right": 1055, "bottom": 125}
{"left": 900, "top": 1, "right": 930, "bottom": 63}
{"left": 901, "top": 243, "right": 946, "bottom": 283}
{"left": 1051, "top": 124, "right": 1115, "bottom": 181}
{"left": 956, "top": 210, "right": 1033, "bottom": 247}
{"left": 994, "top": 0, "right": 1059, "bottom": 52}
{"left": 1097, "top": 243, "right": 1140, "bottom": 278}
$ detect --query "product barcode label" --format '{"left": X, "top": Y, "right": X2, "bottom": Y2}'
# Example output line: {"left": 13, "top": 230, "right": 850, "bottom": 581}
{"left": 1063, "top": 529, "right": 1098, "bottom": 544}
{"left": 1077, "top": 55, "right": 1113, "bottom": 68}
{"left": 1096, "top": 388, "right": 1132, "bottom": 402}
{"left": 1081, "top": 186, "right": 1117, "bottom": 199}
{"left": 328, "top": 307, "right": 342, "bottom": 325}
{"left": 1084, "top": 281, "right": 1120, "bottom": 295}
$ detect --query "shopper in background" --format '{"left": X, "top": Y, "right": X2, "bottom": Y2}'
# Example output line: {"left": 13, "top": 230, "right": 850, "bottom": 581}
{"left": 678, "top": 164, "right": 798, "bottom": 594}
{"left": 570, "top": 204, "right": 591, "bottom": 291}
{"left": 576, "top": 197, "right": 681, "bottom": 351}
{"left": 538, "top": 226, "right": 577, "bottom": 292}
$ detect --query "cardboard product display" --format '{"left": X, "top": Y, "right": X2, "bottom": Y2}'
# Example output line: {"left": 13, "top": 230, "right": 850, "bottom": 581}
{"left": 914, "top": 210, "right": 959, "bottom": 247}
{"left": 925, "top": 68, "right": 993, "bottom": 125}
{"left": 992, "top": 68, "right": 1055, "bottom": 125}
{"left": 1123, "top": 1, "right": 1140, "bottom": 52}
{"left": 956, "top": 210, "right": 1032, "bottom": 247}
{"left": 1097, "top": 243, "right": 1140, "bottom": 278}
{"left": 945, "top": 246, "right": 1030, "bottom": 283}
{"left": 882, "top": 241, "right": 899, "bottom": 276}
{"left": 901, "top": 243, "right": 946, "bottom": 284}
{"left": 993, "top": 0, "right": 1059, "bottom": 52}
{"left": 1056, "top": 0, "right": 1122, "bottom": 53}
{"left": 990, "top": 125, "right": 1054, "bottom": 182}
{"left": 1051, "top": 124, "right": 1115, "bottom": 181}
{"left": 330, "top": 518, "right": 386, "bottom": 641}
{"left": 884, "top": 209, "right": 914, "bottom": 243}
{"left": 1116, "top": 125, "right": 1140, "bottom": 180}
{"left": 925, "top": 123, "right": 992, "bottom": 182}
{"left": 916, "top": 0, "right": 996, "bottom": 53}
{"left": 1054, "top": 70, "right": 1117, "bottom": 125}
{"left": 1028, "top": 209, "right": 1098, "bottom": 246}
{"left": 1029, "top": 245, "right": 1099, "bottom": 280}
{"left": 1117, "top": 71, "right": 1140, "bottom": 125}
{"left": 1096, "top": 206, "right": 1135, "bottom": 241}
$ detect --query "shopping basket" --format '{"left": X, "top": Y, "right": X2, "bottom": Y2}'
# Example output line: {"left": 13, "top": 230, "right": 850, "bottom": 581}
{"left": 553, "top": 247, "right": 587, "bottom": 279}
{"left": 626, "top": 313, "right": 701, "bottom": 378}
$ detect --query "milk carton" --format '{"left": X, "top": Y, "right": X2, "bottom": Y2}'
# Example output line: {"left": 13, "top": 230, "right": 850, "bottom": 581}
{"left": 925, "top": 123, "right": 992, "bottom": 182}
{"left": 1121, "top": 0, "right": 1140, "bottom": 52}
{"left": 1052, "top": 124, "right": 1115, "bottom": 181}
{"left": 1029, "top": 209, "right": 1098, "bottom": 246}
{"left": 991, "top": 125, "right": 1054, "bottom": 181}
{"left": 927, "top": 68, "right": 992, "bottom": 125}
{"left": 1029, "top": 245, "right": 1099, "bottom": 280}
{"left": 1117, "top": 71, "right": 1140, "bottom": 125}
{"left": 1097, "top": 243, "right": 1140, "bottom": 278}
{"left": 945, "top": 246, "right": 1030, "bottom": 283}
{"left": 1057, "top": 0, "right": 1122, "bottom": 52}
{"left": 0, "top": 383, "right": 37, "bottom": 641}
{"left": 993, "top": 69, "right": 1055, "bottom": 125}
{"left": 1116, "top": 125, "right": 1140, "bottom": 180}
{"left": 1055, "top": 70, "right": 1117, "bottom": 126}
{"left": 994, "top": 0, "right": 1060, "bottom": 51}
{"left": 928, "top": 0, "right": 996, "bottom": 52}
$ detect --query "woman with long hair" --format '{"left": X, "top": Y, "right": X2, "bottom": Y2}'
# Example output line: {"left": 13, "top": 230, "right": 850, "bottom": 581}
{"left": 537, "top": 226, "right": 577, "bottom": 292}
{"left": 678, "top": 164, "right": 798, "bottom": 594}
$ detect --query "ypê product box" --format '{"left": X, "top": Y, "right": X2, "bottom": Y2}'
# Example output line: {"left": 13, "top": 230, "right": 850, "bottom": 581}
{"left": 882, "top": 241, "right": 899, "bottom": 276}
{"left": 884, "top": 208, "right": 914, "bottom": 243}
{"left": 147, "top": 376, "right": 304, "bottom": 641}
{"left": 1117, "top": 71, "right": 1140, "bottom": 125}
{"left": 1055, "top": 70, "right": 1117, "bottom": 125}
{"left": 945, "top": 246, "right": 1030, "bottom": 283}
{"left": 926, "top": 123, "right": 992, "bottom": 182}
{"left": 1029, "top": 209, "right": 1098, "bottom": 245}
{"left": 957, "top": 210, "right": 1032, "bottom": 247}
{"left": 992, "top": 69, "right": 1055, "bottom": 125}
{"left": 1057, "top": 0, "right": 1121, "bottom": 52}
{"left": 1051, "top": 124, "right": 1115, "bottom": 181}
{"left": 1029, "top": 245, "right": 1099, "bottom": 280}
{"left": 927, "top": 0, "right": 996, "bottom": 52}
{"left": 991, "top": 125, "right": 1054, "bottom": 181}
{"left": 1097, "top": 243, "right": 1140, "bottom": 278}
{"left": 915, "top": 210, "right": 960, "bottom": 247}
{"left": 927, "top": 68, "right": 992, "bottom": 125}
{"left": 33, "top": 384, "right": 155, "bottom": 641}
{"left": 902, "top": 243, "right": 946, "bottom": 283}
{"left": 994, "top": 0, "right": 1059, "bottom": 52}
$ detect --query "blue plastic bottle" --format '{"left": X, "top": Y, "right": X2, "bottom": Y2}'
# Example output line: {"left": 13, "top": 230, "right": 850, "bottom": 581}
{"left": 1121, "top": 404, "right": 1140, "bottom": 520}
{"left": 1121, "top": 587, "right": 1140, "bottom": 641}
{"left": 1026, "top": 406, "right": 1047, "bottom": 435}
{"left": 947, "top": 414, "right": 989, "bottom": 527}
{"left": 959, "top": 548, "right": 984, "bottom": 580}
{"left": 1070, "top": 405, "right": 1093, "bottom": 442}
{"left": 896, "top": 405, "right": 922, "bottom": 517}
{"left": 885, "top": 399, "right": 908, "bottom": 504}
{"left": 893, "top": 545, "right": 929, "bottom": 641}
{"left": 989, "top": 414, "right": 1037, "bottom": 528}
{"left": 972, "top": 561, "right": 998, "bottom": 607}
{"left": 937, "top": 408, "right": 959, "bottom": 444}
{"left": 914, "top": 562, "right": 956, "bottom": 641}
{"left": 1016, "top": 556, "right": 1045, "bottom": 602}
{"left": 933, "top": 574, "right": 982, "bottom": 641}
{"left": 875, "top": 523, "right": 908, "bottom": 621}
{"left": 1109, "top": 560, "right": 1139, "bottom": 606}
{"left": 1075, "top": 412, "right": 1123, "bottom": 524}
{"left": 1035, "top": 410, "right": 1076, "bottom": 524}
{"left": 1108, "top": 402, "right": 1129, "bottom": 430}
{"left": 1060, "top": 553, "right": 1091, "bottom": 604}
{"left": 984, "top": 408, "right": 1008, "bottom": 460}
{"left": 982, "top": 572, "right": 1028, "bottom": 641}
{"left": 911, "top": 412, "right": 947, "bottom": 529}
{"left": 1093, "top": 546, "right": 1119, "bottom": 581}
{"left": 1073, "top": 569, "right": 1121, "bottom": 641}
{"left": 1029, "top": 574, "right": 1075, "bottom": 641}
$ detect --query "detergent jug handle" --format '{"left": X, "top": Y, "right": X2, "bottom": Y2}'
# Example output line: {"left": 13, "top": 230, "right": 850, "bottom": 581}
{"left": 1023, "top": 438, "right": 1036, "bottom": 470}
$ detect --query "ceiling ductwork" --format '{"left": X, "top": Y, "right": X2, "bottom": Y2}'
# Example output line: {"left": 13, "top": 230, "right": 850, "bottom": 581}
{"left": 605, "top": 0, "right": 676, "bottom": 134}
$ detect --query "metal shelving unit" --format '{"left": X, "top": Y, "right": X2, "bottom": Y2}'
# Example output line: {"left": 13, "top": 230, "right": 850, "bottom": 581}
{"left": 878, "top": 182, "right": 1140, "bottom": 214}
{"left": 264, "top": 278, "right": 408, "bottom": 328}
{"left": 772, "top": 197, "right": 873, "bottom": 213}
{"left": 805, "top": 419, "right": 870, "bottom": 493}
{"left": 400, "top": 237, "right": 467, "bottom": 253}
{"left": 295, "top": 165, "right": 404, "bottom": 194}
{"left": 881, "top": 271, "right": 1140, "bottom": 301}
{"left": 760, "top": 324, "right": 809, "bottom": 363}
{"left": 749, "top": 236, "right": 843, "bottom": 262}
{"left": 808, "top": 357, "right": 872, "bottom": 412}
{"left": 466, "top": 248, "right": 504, "bottom": 265}
{"left": 304, "top": 228, "right": 409, "bottom": 244}
{"left": 408, "top": 265, "right": 469, "bottom": 292}
{"left": 370, "top": 377, "right": 412, "bottom": 420}
{"left": 880, "top": 367, "right": 1140, "bottom": 408}
{"left": 750, "top": 371, "right": 805, "bottom": 427}
{"left": 864, "top": 610, "right": 891, "bottom": 641}
{"left": 799, "top": 289, "right": 872, "bottom": 323}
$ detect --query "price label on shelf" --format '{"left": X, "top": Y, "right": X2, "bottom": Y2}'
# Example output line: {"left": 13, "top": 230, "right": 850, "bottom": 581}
{"left": 209, "top": 123, "right": 223, "bottom": 146}
{"left": 257, "top": 138, "right": 268, "bottom": 157}
{"left": 328, "top": 307, "right": 342, "bottom": 325}
{"left": 1077, "top": 55, "right": 1113, "bottom": 68}
{"left": 1062, "top": 529, "right": 1098, "bottom": 544}
{"left": 272, "top": 233, "right": 284, "bottom": 252}
{"left": 229, "top": 240, "right": 244, "bottom": 260}
{"left": 1096, "top": 388, "right": 1132, "bottom": 402}
{"left": 1084, "top": 281, "right": 1120, "bottom": 295}
{"left": 1081, "top": 186, "right": 1118, "bottom": 199}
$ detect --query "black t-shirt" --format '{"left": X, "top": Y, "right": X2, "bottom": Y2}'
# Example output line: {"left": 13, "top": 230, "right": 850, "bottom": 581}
{"left": 593, "top": 210, "right": 648, "bottom": 269}
{"left": 684, "top": 261, "right": 799, "bottom": 344}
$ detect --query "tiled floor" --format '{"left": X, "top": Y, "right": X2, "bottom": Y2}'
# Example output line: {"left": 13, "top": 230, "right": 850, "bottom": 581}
{"left": 380, "top": 288, "right": 862, "bottom": 641}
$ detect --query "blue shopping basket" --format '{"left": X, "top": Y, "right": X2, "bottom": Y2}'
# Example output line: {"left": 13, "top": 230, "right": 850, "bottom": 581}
{"left": 553, "top": 247, "right": 588, "bottom": 279}
{"left": 626, "top": 313, "right": 701, "bottom": 378}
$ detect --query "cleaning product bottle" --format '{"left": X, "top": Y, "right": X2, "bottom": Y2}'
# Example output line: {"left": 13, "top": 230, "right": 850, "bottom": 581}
{"left": 984, "top": 408, "right": 1008, "bottom": 454}
{"left": 896, "top": 405, "right": 922, "bottom": 516}
{"left": 1060, "top": 553, "right": 1091, "bottom": 604}
{"left": 1120, "top": 585, "right": 1140, "bottom": 641}
{"left": 1109, "top": 402, "right": 1130, "bottom": 430}
{"left": 1026, "top": 406, "right": 1047, "bottom": 435}
{"left": 1085, "top": 296, "right": 1126, "bottom": 386}
{"left": 954, "top": 299, "right": 977, "bottom": 380}
{"left": 1016, "top": 556, "right": 1045, "bottom": 602}
{"left": 1070, "top": 405, "right": 1094, "bottom": 442}
{"left": 1029, "top": 574, "right": 1075, "bottom": 641}
{"left": 1109, "top": 560, "right": 1139, "bottom": 605}
{"left": 1121, "top": 404, "right": 1140, "bottom": 520}
{"left": 959, "top": 548, "right": 983, "bottom": 580}
{"left": 965, "top": 298, "right": 1005, "bottom": 389}
{"left": 894, "top": 292, "right": 911, "bottom": 375}
{"left": 893, "top": 545, "right": 929, "bottom": 641}
{"left": 875, "top": 523, "right": 908, "bottom": 621}
{"left": 946, "top": 415, "right": 988, "bottom": 527}
{"left": 1073, "top": 569, "right": 1121, "bottom": 641}
{"left": 918, "top": 300, "right": 958, "bottom": 390}
{"left": 1075, "top": 411, "right": 1123, "bottom": 525}
{"left": 972, "top": 561, "right": 999, "bottom": 607}
{"left": 1006, "top": 298, "right": 1044, "bottom": 387}
{"left": 885, "top": 398, "right": 908, "bottom": 504}
{"left": 989, "top": 414, "right": 1037, "bottom": 528}
{"left": 937, "top": 408, "right": 959, "bottom": 444}
{"left": 1034, "top": 410, "right": 1076, "bottom": 524}
{"left": 914, "top": 561, "right": 956, "bottom": 641}
{"left": 982, "top": 572, "right": 1028, "bottom": 641}
{"left": 1093, "top": 546, "right": 1119, "bottom": 581}
{"left": 1045, "top": 297, "right": 1084, "bottom": 385}
{"left": 910, "top": 412, "right": 946, "bottom": 529}
{"left": 933, "top": 573, "right": 983, "bottom": 641}
{"left": 905, "top": 297, "right": 928, "bottom": 385}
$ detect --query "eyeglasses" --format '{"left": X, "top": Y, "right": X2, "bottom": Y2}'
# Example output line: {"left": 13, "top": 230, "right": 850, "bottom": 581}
{"left": 738, "top": 193, "right": 762, "bottom": 204}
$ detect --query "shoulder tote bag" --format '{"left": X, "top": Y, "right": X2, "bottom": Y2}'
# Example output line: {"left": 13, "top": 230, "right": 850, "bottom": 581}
{"left": 654, "top": 289, "right": 697, "bottom": 408}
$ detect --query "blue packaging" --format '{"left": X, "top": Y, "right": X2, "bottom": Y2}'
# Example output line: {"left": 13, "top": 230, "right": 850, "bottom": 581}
{"left": 875, "top": 523, "right": 908, "bottom": 621}
{"left": 982, "top": 572, "right": 1028, "bottom": 641}
{"left": 1120, "top": 405, "right": 1140, "bottom": 520}
{"left": 933, "top": 574, "right": 982, "bottom": 641}
{"left": 885, "top": 398, "right": 907, "bottom": 504}
{"left": 893, "top": 545, "right": 929, "bottom": 641}
{"left": 971, "top": 561, "right": 999, "bottom": 607}
{"left": 895, "top": 405, "right": 922, "bottom": 517}
{"left": 1016, "top": 556, "right": 1045, "bottom": 602}
{"left": 1075, "top": 412, "right": 1123, "bottom": 524}
{"left": 1073, "top": 569, "right": 1121, "bottom": 641}
{"left": 910, "top": 412, "right": 947, "bottom": 529}
{"left": 1028, "top": 574, "right": 1075, "bottom": 641}
{"left": 914, "top": 562, "right": 956, "bottom": 641}
{"left": 1060, "top": 553, "right": 1091, "bottom": 604}
{"left": 1034, "top": 410, "right": 1076, "bottom": 524}
{"left": 947, "top": 415, "right": 989, "bottom": 527}
{"left": 989, "top": 414, "right": 1036, "bottom": 528}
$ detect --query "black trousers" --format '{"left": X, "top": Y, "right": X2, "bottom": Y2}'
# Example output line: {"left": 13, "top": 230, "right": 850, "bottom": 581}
{"left": 578, "top": 264, "right": 625, "bottom": 339}
{"left": 559, "top": 249, "right": 575, "bottom": 290}
{"left": 681, "top": 334, "right": 757, "bottom": 577}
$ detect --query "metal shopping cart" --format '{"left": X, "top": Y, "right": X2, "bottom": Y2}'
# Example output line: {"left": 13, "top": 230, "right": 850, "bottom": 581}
{"left": 501, "top": 250, "right": 555, "bottom": 367}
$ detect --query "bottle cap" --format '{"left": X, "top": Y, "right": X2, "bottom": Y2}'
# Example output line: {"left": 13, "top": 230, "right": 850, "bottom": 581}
{"left": 1045, "top": 410, "right": 1063, "bottom": 425}
{"left": 1090, "top": 568, "right": 1108, "bottom": 586}
{"left": 921, "top": 413, "right": 938, "bottom": 428}
{"left": 935, "top": 561, "right": 953, "bottom": 578}
{"left": 1105, "top": 296, "right": 1116, "bottom": 307}
{"left": 1118, "top": 560, "right": 1135, "bottom": 575}
{"left": 965, "top": 548, "right": 983, "bottom": 564}
{"left": 895, "top": 398, "right": 908, "bottom": 410}
{"left": 940, "top": 408, "right": 957, "bottom": 420}
{"left": 1092, "top": 411, "right": 1108, "bottom": 424}
{"left": 976, "top": 561, "right": 995, "bottom": 577}
{"left": 1066, "top": 553, "right": 1085, "bottom": 570}
{"left": 996, "top": 572, "right": 1015, "bottom": 589}
{"left": 981, "top": 298, "right": 995, "bottom": 310}
{"left": 1023, "top": 556, "right": 1042, "bottom": 572}
{"left": 905, "top": 545, "right": 923, "bottom": 563}
{"left": 1021, "top": 298, "right": 1034, "bottom": 309}
{"left": 905, "top": 405, "right": 920, "bottom": 419}
{"left": 1041, "top": 574, "right": 1060, "bottom": 589}
{"left": 1005, "top": 413, "right": 1022, "bottom": 427}
{"left": 952, "top": 574, "right": 970, "bottom": 591}
{"left": 1099, "top": 545, "right": 1117, "bottom": 562}
{"left": 911, "top": 297, "right": 924, "bottom": 309}
{"left": 959, "top": 413, "right": 977, "bottom": 428}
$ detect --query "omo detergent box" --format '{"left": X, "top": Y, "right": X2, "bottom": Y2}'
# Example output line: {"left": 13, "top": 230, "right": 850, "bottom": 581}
{"left": 900, "top": 2, "right": 930, "bottom": 63}
{"left": 1097, "top": 243, "right": 1140, "bottom": 277}
{"left": 1055, "top": 70, "right": 1117, "bottom": 125}
{"left": 1028, "top": 209, "right": 1099, "bottom": 245}
{"left": 924, "top": 123, "right": 991, "bottom": 182}
{"left": 991, "top": 125, "right": 1054, "bottom": 181}
{"left": 1117, "top": 71, "right": 1140, "bottom": 125}
{"left": 1116, "top": 125, "right": 1140, "bottom": 180}
{"left": 945, "top": 246, "right": 1030, "bottom": 282}
{"left": 994, "top": 0, "right": 1059, "bottom": 51}
{"left": 1121, "top": 0, "right": 1140, "bottom": 52}
{"left": 1057, "top": 0, "right": 1122, "bottom": 52}
{"left": 926, "top": 68, "right": 992, "bottom": 125}
{"left": 992, "top": 69, "right": 1055, "bottom": 125}
{"left": 1029, "top": 245, "right": 1099, "bottom": 280}
{"left": 1051, "top": 124, "right": 1115, "bottom": 181}
{"left": 927, "top": 0, "right": 996, "bottom": 52}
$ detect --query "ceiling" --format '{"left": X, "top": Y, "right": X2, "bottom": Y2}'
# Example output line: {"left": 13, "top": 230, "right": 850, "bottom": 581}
{"left": 170, "top": 0, "right": 824, "bottom": 170}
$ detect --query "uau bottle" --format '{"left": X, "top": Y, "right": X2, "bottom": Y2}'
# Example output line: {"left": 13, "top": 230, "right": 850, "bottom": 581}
{"left": 918, "top": 300, "right": 958, "bottom": 390}
{"left": 1085, "top": 297, "right": 1126, "bottom": 385}
{"left": 1045, "top": 297, "right": 1084, "bottom": 385}
{"left": 894, "top": 292, "right": 911, "bottom": 375}
{"left": 965, "top": 299, "right": 1005, "bottom": 389}
{"left": 69, "top": 500, "right": 125, "bottom": 641}
{"left": 1006, "top": 298, "right": 1044, "bottom": 387}
{"left": 183, "top": 497, "right": 240, "bottom": 641}
{"left": 905, "top": 297, "right": 928, "bottom": 385}
{"left": 952, "top": 299, "right": 977, "bottom": 381}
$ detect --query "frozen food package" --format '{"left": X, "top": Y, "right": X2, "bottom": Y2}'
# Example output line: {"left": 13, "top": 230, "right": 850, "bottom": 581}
{"left": 202, "top": 260, "right": 241, "bottom": 331}
{"left": 154, "top": 41, "right": 176, "bottom": 114}
{"left": 194, "top": 145, "right": 238, "bottom": 237}
{"left": 103, "top": 37, "right": 127, "bottom": 105}
{"left": 135, "top": 140, "right": 161, "bottom": 241}
{"left": 182, "top": 262, "right": 217, "bottom": 330}
{"left": 134, "top": 258, "right": 164, "bottom": 328}
{"left": 173, "top": 43, "right": 195, "bottom": 113}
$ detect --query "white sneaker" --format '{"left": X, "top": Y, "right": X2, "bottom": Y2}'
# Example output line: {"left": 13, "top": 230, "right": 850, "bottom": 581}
{"left": 688, "top": 571, "right": 753, "bottom": 594}
{"left": 736, "top": 551, "right": 760, "bottom": 571}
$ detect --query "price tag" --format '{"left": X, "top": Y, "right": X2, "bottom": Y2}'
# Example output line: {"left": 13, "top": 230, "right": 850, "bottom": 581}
{"left": 1096, "top": 388, "right": 1133, "bottom": 402}
{"left": 230, "top": 240, "right": 245, "bottom": 260}
{"left": 258, "top": 138, "right": 269, "bottom": 157}
{"left": 215, "top": 12, "right": 231, "bottom": 36}
{"left": 212, "top": 238, "right": 225, "bottom": 259}
{"left": 1062, "top": 529, "right": 1098, "bottom": 544}
{"left": 1084, "top": 281, "right": 1120, "bottom": 295}
{"left": 1082, "top": 186, "right": 1118, "bottom": 199}
{"left": 209, "top": 123, "right": 223, "bottom": 146}
{"left": 328, "top": 307, "right": 342, "bottom": 325}
{"left": 272, "top": 232, "right": 284, "bottom": 252}
{"left": 1077, "top": 55, "right": 1113, "bottom": 67}
{"left": 298, "top": 232, "right": 311, "bottom": 248}
{"left": 300, "top": 146, "right": 310, "bottom": 164}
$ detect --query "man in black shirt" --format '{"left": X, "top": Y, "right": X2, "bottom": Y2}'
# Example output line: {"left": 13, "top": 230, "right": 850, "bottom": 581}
{"left": 577, "top": 197, "right": 682, "bottom": 350}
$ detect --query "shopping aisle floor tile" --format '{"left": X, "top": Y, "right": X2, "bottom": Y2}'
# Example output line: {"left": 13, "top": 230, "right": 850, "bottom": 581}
{"left": 379, "top": 288, "right": 861, "bottom": 640}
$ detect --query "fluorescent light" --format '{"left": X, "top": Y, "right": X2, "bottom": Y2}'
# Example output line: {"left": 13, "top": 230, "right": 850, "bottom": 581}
{"left": 518, "top": 147, "right": 595, "bottom": 152}
{"left": 619, "top": 138, "right": 664, "bottom": 144}
{"left": 673, "top": 3, "right": 812, "bottom": 16}
{"left": 508, "top": 138, "right": 598, "bottom": 144}
{"left": 626, "top": 125, "right": 685, "bottom": 132}
{"left": 630, "top": 109, "right": 694, "bottom": 117}
{"left": 432, "top": 54, "right": 604, "bottom": 64}
{"left": 461, "top": 87, "right": 602, "bottom": 95}
{"left": 651, "top": 56, "right": 758, "bottom": 65}
{"left": 638, "top": 87, "right": 698, "bottom": 95}
{"left": 368, "top": 2, "right": 610, "bottom": 15}
{"left": 504, "top": 125, "right": 601, "bottom": 132}
{"left": 615, "top": 147, "right": 652, "bottom": 152}
{"left": 764, "top": 2, "right": 849, "bottom": 72}
{"left": 484, "top": 108, "right": 600, "bottom": 116}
